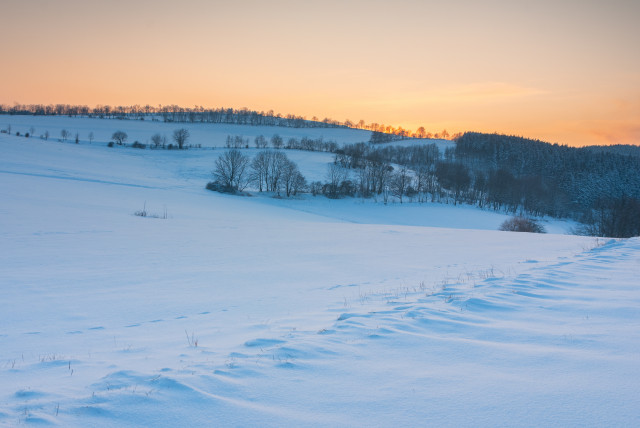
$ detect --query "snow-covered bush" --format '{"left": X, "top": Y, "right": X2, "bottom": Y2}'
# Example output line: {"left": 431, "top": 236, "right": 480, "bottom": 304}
{"left": 206, "top": 181, "right": 235, "bottom": 194}
{"left": 499, "top": 216, "right": 545, "bottom": 233}
{"left": 131, "top": 141, "right": 146, "bottom": 149}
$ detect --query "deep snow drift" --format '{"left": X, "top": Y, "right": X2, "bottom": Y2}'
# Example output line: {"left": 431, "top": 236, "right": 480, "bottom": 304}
{"left": 1, "top": 121, "right": 638, "bottom": 427}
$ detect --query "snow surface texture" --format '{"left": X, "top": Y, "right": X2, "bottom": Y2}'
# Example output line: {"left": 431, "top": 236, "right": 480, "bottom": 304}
{"left": 1, "top": 120, "right": 639, "bottom": 427}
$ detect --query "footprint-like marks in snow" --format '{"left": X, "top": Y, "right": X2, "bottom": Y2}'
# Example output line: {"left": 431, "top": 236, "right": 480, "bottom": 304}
{"left": 464, "top": 297, "right": 514, "bottom": 312}
{"left": 73, "top": 405, "right": 112, "bottom": 417}
{"left": 328, "top": 283, "right": 359, "bottom": 290}
{"left": 276, "top": 361, "right": 298, "bottom": 369}
{"left": 514, "top": 291, "right": 550, "bottom": 300}
{"left": 14, "top": 389, "right": 47, "bottom": 399}
{"left": 337, "top": 312, "right": 373, "bottom": 321}
{"left": 244, "top": 338, "right": 286, "bottom": 348}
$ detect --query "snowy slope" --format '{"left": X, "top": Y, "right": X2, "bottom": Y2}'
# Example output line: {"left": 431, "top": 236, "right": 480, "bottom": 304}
{"left": 1, "top": 127, "right": 638, "bottom": 427}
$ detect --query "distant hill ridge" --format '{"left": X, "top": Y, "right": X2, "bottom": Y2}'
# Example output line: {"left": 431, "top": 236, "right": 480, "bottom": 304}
{"left": 0, "top": 103, "right": 449, "bottom": 139}
{"left": 581, "top": 144, "right": 640, "bottom": 158}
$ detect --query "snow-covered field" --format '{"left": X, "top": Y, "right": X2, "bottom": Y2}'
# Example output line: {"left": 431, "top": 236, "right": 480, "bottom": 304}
{"left": 1, "top": 119, "right": 639, "bottom": 427}
{"left": 0, "top": 115, "right": 372, "bottom": 148}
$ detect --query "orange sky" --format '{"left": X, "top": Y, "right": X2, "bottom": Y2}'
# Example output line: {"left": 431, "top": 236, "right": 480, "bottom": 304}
{"left": 1, "top": 0, "right": 639, "bottom": 146}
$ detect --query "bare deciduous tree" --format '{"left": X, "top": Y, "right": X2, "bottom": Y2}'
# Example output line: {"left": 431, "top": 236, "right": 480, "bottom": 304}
{"left": 225, "top": 135, "right": 247, "bottom": 148}
{"left": 267, "top": 151, "right": 288, "bottom": 192}
{"left": 151, "top": 133, "right": 163, "bottom": 148}
{"left": 251, "top": 151, "right": 270, "bottom": 192}
{"left": 390, "top": 166, "right": 412, "bottom": 203}
{"left": 254, "top": 135, "right": 268, "bottom": 149}
{"left": 250, "top": 150, "right": 295, "bottom": 193}
{"left": 213, "top": 149, "right": 250, "bottom": 191}
{"left": 112, "top": 130, "right": 128, "bottom": 145}
{"left": 325, "top": 163, "right": 349, "bottom": 198}
{"left": 369, "top": 160, "right": 393, "bottom": 195}
{"left": 281, "top": 159, "right": 306, "bottom": 197}
{"left": 173, "top": 128, "right": 190, "bottom": 149}
{"left": 414, "top": 166, "right": 431, "bottom": 203}
{"left": 271, "top": 134, "right": 283, "bottom": 149}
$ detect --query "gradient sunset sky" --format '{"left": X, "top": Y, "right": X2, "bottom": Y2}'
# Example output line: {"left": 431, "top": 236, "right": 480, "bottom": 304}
{"left": 2, "top": 0, "right": 639, "bottom": 146}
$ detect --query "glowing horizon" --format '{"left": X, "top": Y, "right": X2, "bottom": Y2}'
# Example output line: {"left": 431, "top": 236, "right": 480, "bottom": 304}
{"left": 1, "top": 0, "right": 639, "bottom": 147}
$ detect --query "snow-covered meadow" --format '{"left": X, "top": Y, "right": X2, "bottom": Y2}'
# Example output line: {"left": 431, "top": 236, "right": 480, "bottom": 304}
{"left": 1, "top": 117, "right": 639, "bottom": 426}
{"left": 0, "top": 115, "right": 373, "bottom": 149}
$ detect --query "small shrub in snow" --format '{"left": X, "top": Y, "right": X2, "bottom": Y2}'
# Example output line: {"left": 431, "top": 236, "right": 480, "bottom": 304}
{"left": 134, "top": 202, "right": 167, "bottom": 219}
{"left": 134, "top": 208, "right": 148, "bottom": 217}
{"left": 310, "top": 181, "right": 323, "bottom": 196}
{"left": 206, "top": 181, "right": 237, "bottom": 194}
{"left": 499, "top": 216, "right": 546, "bottom": 233}
{"left": 131, "top": 141, "right": 146, "bottom": 149}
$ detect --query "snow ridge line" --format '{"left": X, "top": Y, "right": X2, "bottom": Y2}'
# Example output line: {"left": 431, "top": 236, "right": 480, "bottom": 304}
{"left": 0, "top": 169, "right": 158, "bottom": 189}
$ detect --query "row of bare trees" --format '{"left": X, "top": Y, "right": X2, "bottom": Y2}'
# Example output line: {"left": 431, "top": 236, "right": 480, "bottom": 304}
{"left": 2, "top": 102, "right": 457, "bottom": 140}
{"left": 109, "top": 128, "right": 190, "bottom": 149}
{"left": 221, "top": 133, "right": 340, "bottom": 152}
{"left": 3, "top": 123, "right": 97, "bottom": 144}
{"left": 211, "top": 149, "right": 306, "bottom": 197}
